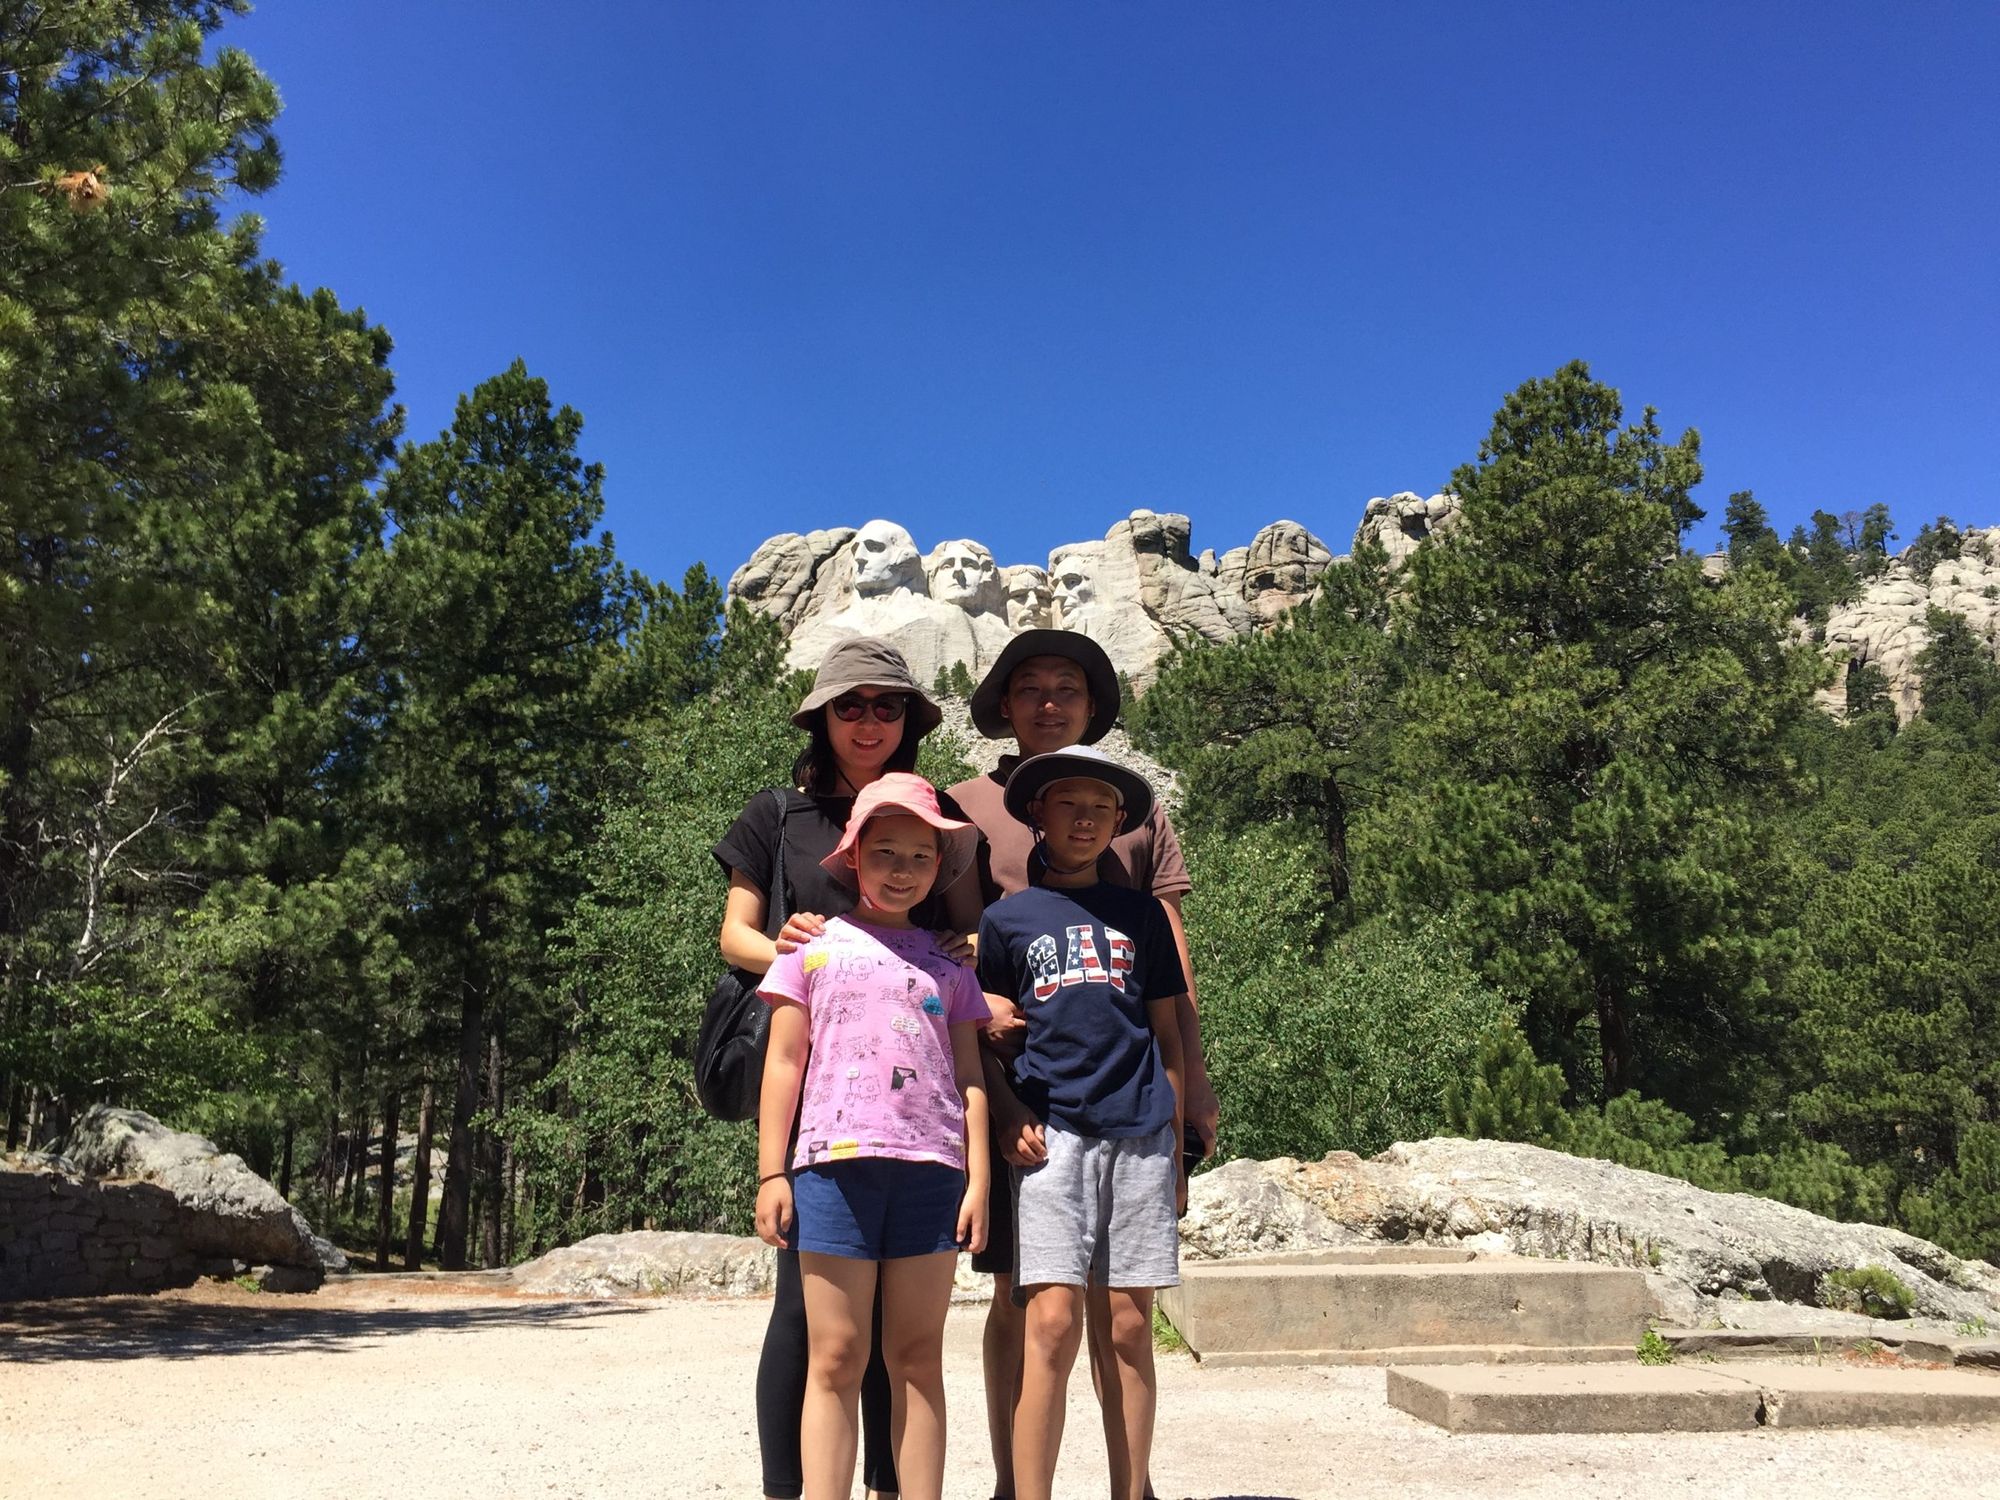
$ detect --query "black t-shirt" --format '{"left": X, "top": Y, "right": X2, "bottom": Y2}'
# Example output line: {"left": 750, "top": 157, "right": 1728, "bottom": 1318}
{"left": 712, "top": 787, "right": 971, "bottom": 934}
{"left": 976, "top": 882, "right": 1185, "bottom": 1139}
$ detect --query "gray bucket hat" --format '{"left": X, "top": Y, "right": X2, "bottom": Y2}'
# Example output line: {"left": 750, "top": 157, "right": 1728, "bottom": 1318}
{"left": 968, "top": 628, "right": 1119, "bottom": 744}
{"left": 1002, "top": 745, "right": 1155, "bottom": 828}
{"left": 792, "top": 636, "right": 943, "bottom": 737}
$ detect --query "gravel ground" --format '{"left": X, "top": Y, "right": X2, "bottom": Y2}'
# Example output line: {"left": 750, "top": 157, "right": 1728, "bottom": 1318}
{"left": 2, "top": 1281, "right": 1998, "bottom": 1500}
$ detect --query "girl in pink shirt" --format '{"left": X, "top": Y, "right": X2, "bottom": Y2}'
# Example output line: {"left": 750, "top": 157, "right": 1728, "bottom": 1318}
{"left": 756, "top": 773, "right": 990, "bottom": 1500}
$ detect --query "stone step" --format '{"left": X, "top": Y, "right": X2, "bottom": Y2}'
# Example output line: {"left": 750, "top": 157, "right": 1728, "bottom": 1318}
{"left": 1662, "top": 1325, "right": 2000, "bottom": 1371}
{"left": 1158, "top": 1253, "right": 1651, "bottom": 1364}
{"left": 1387, "top": 1362, "right": 2000, "bottom": 1434}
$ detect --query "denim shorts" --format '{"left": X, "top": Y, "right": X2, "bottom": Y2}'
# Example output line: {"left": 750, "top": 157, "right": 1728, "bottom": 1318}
{"left": 791, "top": 1158, "right": 966, "bottom": 1260}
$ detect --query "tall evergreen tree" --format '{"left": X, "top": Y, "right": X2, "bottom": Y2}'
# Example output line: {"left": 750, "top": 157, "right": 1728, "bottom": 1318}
{"left": 1132, "top": 549, "right": 1395, "bottom": 909}
{"left": 1, "top": 3, "right": 282, "bottom": 1139}
{"left": 370, "top": 364, "right": 647, "bottom": 1268}
{"left": 1380, "top": 362, "right": 1821, "bottom": 1107}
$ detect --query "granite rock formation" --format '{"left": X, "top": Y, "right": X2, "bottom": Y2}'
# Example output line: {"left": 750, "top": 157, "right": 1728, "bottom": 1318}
{"left": 2, "top": 1106, "right": 344, "bottom": 1300}
{"left": 729, "top": 509, "right": 1349, "bottom": 686}
{"left": 729, "top": 506, "right": 1998, "bottom": 709}
{"left": 1819, "top": 529, "right": 2000, "bottom": 721}
{"left": 1179, "top": 1138, "right": 2000, "bottom": 1331}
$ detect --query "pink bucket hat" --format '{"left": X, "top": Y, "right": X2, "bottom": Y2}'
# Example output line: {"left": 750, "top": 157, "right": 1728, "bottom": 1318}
{"left": 821, "top": 773, "right": 980, "bottom": 894}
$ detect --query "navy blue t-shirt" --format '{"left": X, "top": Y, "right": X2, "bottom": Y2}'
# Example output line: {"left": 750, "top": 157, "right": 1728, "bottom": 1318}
{"left": 976, "top": 882, "right": 1186, "bottom": 1139}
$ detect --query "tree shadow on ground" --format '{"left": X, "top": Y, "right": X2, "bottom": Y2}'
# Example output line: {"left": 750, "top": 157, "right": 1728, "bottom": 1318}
{"left": 0, "top": 1293, "right": 646, "bottom": 1363}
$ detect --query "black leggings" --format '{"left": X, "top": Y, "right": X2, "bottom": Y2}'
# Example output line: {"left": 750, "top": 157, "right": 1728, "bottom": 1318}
{"left": 758, "top": 1246, "right": 898, "bottom": 1498}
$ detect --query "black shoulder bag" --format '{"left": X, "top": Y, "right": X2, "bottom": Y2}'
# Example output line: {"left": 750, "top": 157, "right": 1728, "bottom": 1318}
{"left": 694, "top": 789, "right": 790, "bottom": 1121}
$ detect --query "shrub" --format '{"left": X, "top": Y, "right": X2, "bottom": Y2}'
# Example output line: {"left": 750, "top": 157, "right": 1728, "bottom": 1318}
{"left": 1822, "top": 1265, "right": 1915, "bottom": 1319}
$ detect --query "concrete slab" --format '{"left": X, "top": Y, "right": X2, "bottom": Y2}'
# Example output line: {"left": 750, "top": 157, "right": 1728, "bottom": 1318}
{"left": 1387, "top": 1364, "right": 1761, "bottom": 1434}
{"left": 1755, "top": 1366, "right": 2000, "bottom": 1428}
{"left": 1218, "top": 1246, "right": 1478, "bottom": 1267}
{"left": 1160, "top": 1257, "right": 1651, "bottom": 1362}
{"left": 1198, "top": 1341, "right": 1634, "bottom": 1369}
{"left": 1665, "top": 1326, "right": 2000, "bottom": 1372}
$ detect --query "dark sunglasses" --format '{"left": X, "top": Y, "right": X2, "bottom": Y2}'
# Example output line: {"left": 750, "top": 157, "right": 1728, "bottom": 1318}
{"left": 829, "top": 693, "right": 908, "bottom": 723}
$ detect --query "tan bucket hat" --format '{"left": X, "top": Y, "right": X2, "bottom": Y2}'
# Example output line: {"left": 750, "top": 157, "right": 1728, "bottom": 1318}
{"left": 792, "top": 636, "right": 943, "bottom": 738}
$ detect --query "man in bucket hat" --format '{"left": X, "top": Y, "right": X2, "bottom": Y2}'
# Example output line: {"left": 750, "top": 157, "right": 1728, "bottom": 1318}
{"left": 947, "top": 630, "right": 1215, "bottom": 1500}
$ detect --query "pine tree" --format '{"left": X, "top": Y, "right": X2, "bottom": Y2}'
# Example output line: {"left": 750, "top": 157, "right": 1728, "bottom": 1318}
{"left": 1443, "top": 1022, "right": 1570, "bottom": 1146}
{"left": 0, "top": 4, "right": 284, "bottom": 1139}
{"left": 1134, "top": 550, "right": 1395, "bottom": 909}
{"left": 1383, "top": 362, "right": 1820, "bottom": 1106}
{"left": 371, "top": 364, "right": 647, "bottom": 1268}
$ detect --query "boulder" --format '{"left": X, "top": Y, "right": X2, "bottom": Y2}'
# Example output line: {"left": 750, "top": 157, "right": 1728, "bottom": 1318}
{"left": 1182, "top": 1138, "right": 2000, "bottom": 1327}
{"left": 510, "top": 1231, "right": 777, "bottom": 1298}
{"left": 61, "top": 1105, "right": 344, "bottom": 1276}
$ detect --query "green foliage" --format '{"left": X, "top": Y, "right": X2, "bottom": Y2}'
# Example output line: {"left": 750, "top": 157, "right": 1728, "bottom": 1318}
{"left": 1381, "top": 361, "right": 1820, "bottom": 1105}
{"left": 1636, "top": 1328, "right": 1675, "bottom": 1365}
{"left": 1904, "top": 517, "right": 1962, "bottom": 583}
{"left": 1185, "top": 823, "right": 1505, "bottom": 1162}
{"left": 1900, "top": 1124, "right": 2000, "bottom": 1264}
{"left": 507, "top": 638, "right": 797, "bottom": 1242}
{"left": 1915, "top": 608, "right": 2000, "bottom": 732}
{"left": 1134, "top": 558, "right": 1395, "bottom": 908}
{"left": 1822, "top": 1266, "right": 1915, "bottom": 1319}
{"left": 1444, "top": 1019, "right": 1571, "bottom": 1147}
{"left": 1856, "top": 504, "right": 1895, "bottom": 574}
{"left": 931, "top": 660, "right": 976, "bottom": 699}
{"left": 1152, "top": 1305, "right": 1189, "bottom": 1355}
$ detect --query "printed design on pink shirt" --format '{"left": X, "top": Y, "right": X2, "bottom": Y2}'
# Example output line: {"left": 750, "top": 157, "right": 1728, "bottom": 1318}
{"left": 767, "top": 916, "right": 985, "bottom": 1171}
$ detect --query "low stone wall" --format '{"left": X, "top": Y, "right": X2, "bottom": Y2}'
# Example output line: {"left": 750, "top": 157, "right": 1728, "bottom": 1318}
{"left": 0, "top": 1160, "right": 229, "bottom": 1300}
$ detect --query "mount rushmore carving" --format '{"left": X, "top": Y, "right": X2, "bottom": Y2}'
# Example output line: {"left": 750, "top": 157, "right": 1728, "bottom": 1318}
{"left": 726, "top": 501, "right": 2000, "bottom": 720}
{"left": 726, "top": 494, "right": 1460, "bottom": 687}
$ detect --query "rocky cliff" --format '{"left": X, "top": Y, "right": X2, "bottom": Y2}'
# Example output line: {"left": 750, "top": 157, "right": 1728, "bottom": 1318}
{"left": 729, "top": 505, "right": 1999, "bottom": 710}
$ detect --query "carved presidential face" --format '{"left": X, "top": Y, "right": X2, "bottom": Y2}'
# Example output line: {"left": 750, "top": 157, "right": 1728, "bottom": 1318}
{"left": 850, "top": 520, "right": 922, "bottom": 598}
{"left": 1002, "top": 566, "right": 1053, "bottom": 630}
{"left": 1050, "top": 551, "right": 1097, "bottom": 623}
{"left": 926, "top": 540, "right": 999, "bottom": 610}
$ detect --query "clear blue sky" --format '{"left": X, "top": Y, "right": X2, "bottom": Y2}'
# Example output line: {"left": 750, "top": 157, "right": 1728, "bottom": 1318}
{"left": 225, "top": 2, "right": 1998, "bottom": 586}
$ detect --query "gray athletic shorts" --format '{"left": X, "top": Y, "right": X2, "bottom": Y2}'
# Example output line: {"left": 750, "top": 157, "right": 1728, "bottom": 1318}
{"left": 1013, "top": 1121, "right": 1180, "bottom": 1296}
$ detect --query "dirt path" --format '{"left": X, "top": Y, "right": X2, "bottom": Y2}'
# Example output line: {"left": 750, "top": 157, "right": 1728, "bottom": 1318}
{"left": 2, "top": 1281, "right": 1997, "bottom": 1499}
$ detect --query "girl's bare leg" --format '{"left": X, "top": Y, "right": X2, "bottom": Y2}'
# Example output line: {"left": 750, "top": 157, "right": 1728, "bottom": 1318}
{"left": 801, "top": 1253, "right": 879, "bottom": 1500}
{"left": 877, "top": 1251, "right": 959, "bottom": 1500}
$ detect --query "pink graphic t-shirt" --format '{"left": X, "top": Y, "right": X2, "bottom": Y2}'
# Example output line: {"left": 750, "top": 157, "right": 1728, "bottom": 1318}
{"left": 760, "top": 916, "right": 989, "bottom": 1172}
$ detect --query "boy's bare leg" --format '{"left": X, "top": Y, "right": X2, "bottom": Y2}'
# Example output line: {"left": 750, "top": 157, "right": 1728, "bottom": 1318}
{"left": 1094, "top": 1287, "right": 1158, "bottom": 1500}
{"left": 1012, "top": 1283, "right": 1085, "bottom": 1500}
{"left": 1086, "top": 1284, "right": 1157, "bottom": 1499}
{"left": 983, "top": 1273, "right": 1022, "bottom": 1495}
{"left": 800, "top": 1253, "right": 878, "bottom": 1500}
{"left": 877, "top": 1251, "right": 958, "bottom": 1500}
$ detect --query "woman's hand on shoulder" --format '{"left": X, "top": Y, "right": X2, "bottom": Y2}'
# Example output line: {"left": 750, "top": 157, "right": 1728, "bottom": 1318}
{"left": 931, "top": 928, "right": 977, "bottom": 965}
{"left": 774, "top": 911, "right": 828, "bottom": 955}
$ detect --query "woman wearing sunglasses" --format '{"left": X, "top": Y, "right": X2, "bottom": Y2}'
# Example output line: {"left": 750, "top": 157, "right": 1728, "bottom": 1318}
{"left": 715, "top": 634, "right": 984, "bottom": 1500}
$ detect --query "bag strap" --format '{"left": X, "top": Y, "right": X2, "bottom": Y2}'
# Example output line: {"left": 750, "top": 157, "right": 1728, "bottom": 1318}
{"left": 765, "top": 787, "right": 791, "bottom": 936}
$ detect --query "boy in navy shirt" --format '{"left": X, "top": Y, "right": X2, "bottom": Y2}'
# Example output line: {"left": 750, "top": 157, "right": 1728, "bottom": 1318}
{"left": 976, "top": 746, "right": 1186, "bottom": 1500}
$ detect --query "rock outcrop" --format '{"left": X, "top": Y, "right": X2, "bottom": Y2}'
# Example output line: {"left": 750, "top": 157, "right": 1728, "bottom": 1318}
{"left": 1, "top": 1107, "right": 344, "bottom": 1300}
{"left": 1819, "top": 530, "right": 2000, "bottom": 721}
{"left": 730, "top": 511, "right": 1345, "bottom": 687}
{"left": 1180, "top": 1138, "right": 2000, "bottom": 1330}
{"left": 730, "top": 506, "right": 1998, "bottom": 710}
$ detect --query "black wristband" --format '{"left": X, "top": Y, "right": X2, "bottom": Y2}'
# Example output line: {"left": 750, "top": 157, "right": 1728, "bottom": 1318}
{"left": 758, "top": 1170, "right": 789, "bottom": 1185}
